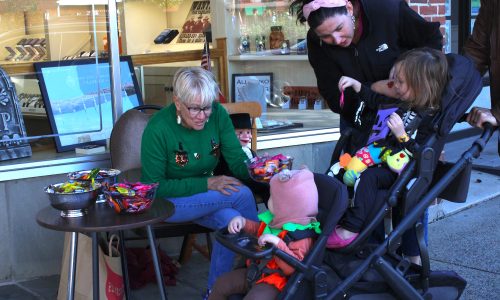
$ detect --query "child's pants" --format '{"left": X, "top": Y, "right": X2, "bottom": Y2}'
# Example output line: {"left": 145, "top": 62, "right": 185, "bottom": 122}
{"left": 209, "top": 268, "right": 280, "bottom": 300}
{"left": 341, "top": 166, "right": 427, "bottom": 256}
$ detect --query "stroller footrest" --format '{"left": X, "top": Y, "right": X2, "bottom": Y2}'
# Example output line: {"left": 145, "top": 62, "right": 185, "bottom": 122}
{"left": 373, "top": 256, "right": 424, "bottom": 299}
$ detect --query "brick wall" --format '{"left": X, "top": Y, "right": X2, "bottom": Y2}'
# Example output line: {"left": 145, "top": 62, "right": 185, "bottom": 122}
{"left": 407, "top": 0, "right": 447, "bottom": 48}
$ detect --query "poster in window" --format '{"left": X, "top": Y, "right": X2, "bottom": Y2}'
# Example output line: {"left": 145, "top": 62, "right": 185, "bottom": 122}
{"left": 177, "top": 1, "right": 211, "bottom": 43}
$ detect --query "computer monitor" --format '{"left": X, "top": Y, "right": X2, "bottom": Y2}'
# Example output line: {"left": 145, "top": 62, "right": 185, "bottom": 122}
{"left": 34, "top": 56, "right": 143, "bottom": 152}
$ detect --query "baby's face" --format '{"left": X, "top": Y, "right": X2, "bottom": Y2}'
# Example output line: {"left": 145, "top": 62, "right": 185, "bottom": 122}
{"left": 235, "top": 128, "right": 252, "bottom": 147}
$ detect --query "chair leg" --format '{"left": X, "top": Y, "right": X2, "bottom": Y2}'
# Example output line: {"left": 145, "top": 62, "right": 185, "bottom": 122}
{"left": 179, "top": 234, "right": 193, "bottom": 265}
{"left": 179, "top": 234, "right": 211, "bottom": 264}
{"left": 205, "top": 232, "right": 213, "bottom": 259}
{"left": 192, "top": 234, "right": 210, "bottom": 260}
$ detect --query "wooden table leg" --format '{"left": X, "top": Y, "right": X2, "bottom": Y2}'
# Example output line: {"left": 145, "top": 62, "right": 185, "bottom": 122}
{"left": 67, "top": 232, "right": 78, "bottom": 300}
{"left": 91, "top": 232, "right": 99, "bottom": 300}
{"left": 146, "top": 225, "right": 167, "bottom": 300}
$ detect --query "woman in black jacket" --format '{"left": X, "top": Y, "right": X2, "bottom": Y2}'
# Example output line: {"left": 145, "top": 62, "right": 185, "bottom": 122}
{"left": 290, "top": 0, "right": 443, "bottom": 153}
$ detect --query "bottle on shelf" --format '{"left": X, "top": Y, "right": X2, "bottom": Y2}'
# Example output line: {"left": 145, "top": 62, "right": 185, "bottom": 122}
{"left": 239, "top": 34, "right": 250, "bottom": 53}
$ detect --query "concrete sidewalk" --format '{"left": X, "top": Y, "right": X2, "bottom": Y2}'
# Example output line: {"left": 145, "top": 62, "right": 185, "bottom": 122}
{"left": 428, "top": 196, "right": 500, "bottom": 300}
{"left": 428, "top": 130, "right": 500, "bottom": 222}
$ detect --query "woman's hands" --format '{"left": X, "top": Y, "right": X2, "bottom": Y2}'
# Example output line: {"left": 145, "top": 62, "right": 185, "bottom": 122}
{"left": 466, "top": 106, "right": 499, "bottom": 128}
{"left": 338, "top": 76, "right": 361, "bottom": 93}
{"left": 258, "top": 234, "right": 280, "bottom": 247}
{"left": 207, "top": 175, "right": 241, "bottom": 196}
{"left": 228, "top": 216, "right": 246, "bottom": 234}
{"left": 387, "top": 112, "right": 406, "bottom": 138}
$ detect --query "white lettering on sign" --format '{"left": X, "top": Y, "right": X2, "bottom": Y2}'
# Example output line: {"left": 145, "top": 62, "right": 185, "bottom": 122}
{"left": 0, "top": 112, "right": 11, "bottom": 131}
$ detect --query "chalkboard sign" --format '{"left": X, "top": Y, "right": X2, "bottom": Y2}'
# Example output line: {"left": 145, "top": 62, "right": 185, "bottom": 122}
{"left": 0, "top": 67, "right": 32, "bottom": 160}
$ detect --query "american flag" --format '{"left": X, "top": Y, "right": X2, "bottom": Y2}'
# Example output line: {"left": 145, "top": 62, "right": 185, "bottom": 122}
{"left": 201, "top": 39, "right": 211, "bottom": 71}
{"left": 201, "top": 37, "right": 226, "bottom": 102}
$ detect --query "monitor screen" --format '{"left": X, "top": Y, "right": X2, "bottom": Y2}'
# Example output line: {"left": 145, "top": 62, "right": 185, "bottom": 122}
{"left": 34, "top": 56, "right": 143, "bottom": 152}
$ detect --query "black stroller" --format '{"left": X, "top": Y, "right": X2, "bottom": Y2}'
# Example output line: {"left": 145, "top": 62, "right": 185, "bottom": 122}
{"left": 216, "top": 53, "right": 497, "bottom": 299}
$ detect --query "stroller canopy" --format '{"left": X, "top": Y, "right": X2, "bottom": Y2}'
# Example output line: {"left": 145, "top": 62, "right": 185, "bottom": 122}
{"left": 434, "top": 53, "right": 483, "bottom": 137}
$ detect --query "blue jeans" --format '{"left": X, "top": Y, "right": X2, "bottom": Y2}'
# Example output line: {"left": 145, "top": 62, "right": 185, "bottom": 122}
{"left": 165, "top": 185, "right": 258, "bottom": 288}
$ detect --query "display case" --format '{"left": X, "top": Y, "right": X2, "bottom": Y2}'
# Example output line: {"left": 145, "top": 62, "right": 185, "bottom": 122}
{"left": 0, "top": 0, "right": 228, "bottom": 156}
{"left": 217, "top": 0, "right": 335, "bottom": 131}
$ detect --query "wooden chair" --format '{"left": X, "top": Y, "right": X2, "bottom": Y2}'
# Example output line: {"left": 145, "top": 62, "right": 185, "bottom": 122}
{"left": 221, "top": 101, "right": 269, "bottom": 205}
{"left": 221, "top": 101, "right": 262, "bottom": 152}
{"left": 109, "top": 105, "right": 212, "bottom": 264}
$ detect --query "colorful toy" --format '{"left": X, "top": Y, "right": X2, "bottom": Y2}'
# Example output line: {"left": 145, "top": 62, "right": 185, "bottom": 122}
{"left": 328, "top": 143, "right": 412, "bottom": 187}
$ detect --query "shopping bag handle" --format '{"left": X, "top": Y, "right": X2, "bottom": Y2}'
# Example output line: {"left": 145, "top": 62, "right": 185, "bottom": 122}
{"left": 108, "top": 234, "right": 120, "bottom": 257}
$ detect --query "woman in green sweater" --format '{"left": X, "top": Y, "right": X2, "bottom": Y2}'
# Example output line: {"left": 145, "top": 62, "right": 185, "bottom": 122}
{"left": 141, "top": 67, "right": 258, "bottom": 296}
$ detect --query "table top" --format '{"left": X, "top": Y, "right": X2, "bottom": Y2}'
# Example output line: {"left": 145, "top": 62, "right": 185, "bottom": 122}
{"left": 36, "top": 200, "right": 175, "bottom": 233}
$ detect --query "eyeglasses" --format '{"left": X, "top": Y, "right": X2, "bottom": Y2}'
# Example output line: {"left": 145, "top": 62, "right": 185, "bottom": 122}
{"left": 183, "top": 103, "right": 212, "bottom": 117}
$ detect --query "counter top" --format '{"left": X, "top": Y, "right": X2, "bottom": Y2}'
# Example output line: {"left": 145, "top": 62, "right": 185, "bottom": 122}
{"left": 0, "top": 149, "right": 111, "bottom": 182}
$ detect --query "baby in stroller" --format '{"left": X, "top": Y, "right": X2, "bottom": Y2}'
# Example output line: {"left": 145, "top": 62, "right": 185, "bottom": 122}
{"left": 326, "top": 48, "right": 449, "bottom": 262}
{"left": 209, "top": 168, "right": 321, "bottom": 300}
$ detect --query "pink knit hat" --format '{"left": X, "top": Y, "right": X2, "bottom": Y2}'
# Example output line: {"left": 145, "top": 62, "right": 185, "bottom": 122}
{"left": 268, "top": 169, "right": 319, "bottom": 228}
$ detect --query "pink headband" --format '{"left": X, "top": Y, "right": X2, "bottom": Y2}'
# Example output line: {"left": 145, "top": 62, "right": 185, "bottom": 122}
{"left": 303, "top": 0, "right": 348, "bottom": 20}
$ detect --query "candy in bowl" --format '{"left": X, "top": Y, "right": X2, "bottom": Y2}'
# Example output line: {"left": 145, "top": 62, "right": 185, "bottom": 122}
{"left": 44, "top": 181, "right": 101, "bottom": 217}
{"left": 103, "top": 182, "right": 158, "bottom": 214}
{"left": 68, "top": 168, "right": 121, "bottom": 185}
{"left": 246, "top": 154, "right": 293, "bottom": 183}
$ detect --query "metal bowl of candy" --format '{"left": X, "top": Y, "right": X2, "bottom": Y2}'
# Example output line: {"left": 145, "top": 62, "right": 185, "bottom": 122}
{"left": 245, "top": 154, "right": 293, "bottom": 183}
{"left": 103, "top": 182, "right": 158, "bottom": 214}
{"left": 68, "top": 168, "right": 121, "bottom": 185}
{"left": 44, "top": 181, "right": 101, "bottom": 218}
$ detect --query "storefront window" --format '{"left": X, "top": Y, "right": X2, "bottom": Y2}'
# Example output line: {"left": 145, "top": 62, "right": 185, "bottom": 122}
{"left": 0, "top": 0, "right": 225, "bottom": 160}
{"left": 0, "top": 0, "right": 123, "bottom": 155}
{"left": 444, "top": 0, "right": 479, "bottom": 55}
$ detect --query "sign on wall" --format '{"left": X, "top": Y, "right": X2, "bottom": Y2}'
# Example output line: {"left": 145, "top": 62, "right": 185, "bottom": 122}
{"left": 232, "top": 73, "right": 273, "bottom": 104}
{"left": 177, "top": 1, "right": 211, "bottom": 43}
{"left": 0, "top": 67, "right": 32, "bottom": 160}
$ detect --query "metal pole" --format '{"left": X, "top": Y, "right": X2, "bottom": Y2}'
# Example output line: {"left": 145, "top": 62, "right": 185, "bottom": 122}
{"left": 146, "top": 225, "right": 168, "bottom": 300}
{"left": 107, "top": 0, "right": 123, "bottom": 124}
{"left": 67, "top": 232, "right": 78, "bottom": 300}
{"left": 92, "top": 232, "right": 100, "bottom": 300}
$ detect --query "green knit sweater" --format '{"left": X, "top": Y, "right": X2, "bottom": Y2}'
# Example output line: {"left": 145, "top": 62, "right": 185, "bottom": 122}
{"left": 141, "top": 102, "right": 250, "bottom": 198}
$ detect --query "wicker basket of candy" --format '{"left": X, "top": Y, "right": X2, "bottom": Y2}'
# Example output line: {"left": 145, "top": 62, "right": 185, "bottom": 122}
{"left": 103, "top": 182, "right": 158, "bottom": 214}
{"left": 245, "top": 154, "right": 293, "bottom": 183}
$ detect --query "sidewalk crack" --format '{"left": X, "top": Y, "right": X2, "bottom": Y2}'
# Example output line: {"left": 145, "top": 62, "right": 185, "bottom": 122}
{"left": 431, "top": 258, "right": 500, "bottom": 275}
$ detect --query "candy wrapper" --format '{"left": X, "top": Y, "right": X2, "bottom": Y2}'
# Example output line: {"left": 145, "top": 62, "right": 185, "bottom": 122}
{"left": 246, "top": 154, "right": 293, "bottom": 183}
{"left": 103, "top": 182, "right": 158, "bottom": 214}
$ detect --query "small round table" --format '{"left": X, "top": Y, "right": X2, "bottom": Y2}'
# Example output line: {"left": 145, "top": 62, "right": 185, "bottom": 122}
{"left": 37, "top": 200, "right": 174, "bottom": 300}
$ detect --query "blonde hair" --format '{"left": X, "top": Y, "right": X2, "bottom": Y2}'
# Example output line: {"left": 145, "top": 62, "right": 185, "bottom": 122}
{"left": 172, "top": 67, "right": 219, "bottom": 107}
{"left": 393, "top": 48, "right": 449, "bottom": 111}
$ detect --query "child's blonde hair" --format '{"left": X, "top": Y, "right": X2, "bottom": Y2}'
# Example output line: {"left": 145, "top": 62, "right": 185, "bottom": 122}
{"left": 393, "top": 48, "right": 449, "bottom": 111}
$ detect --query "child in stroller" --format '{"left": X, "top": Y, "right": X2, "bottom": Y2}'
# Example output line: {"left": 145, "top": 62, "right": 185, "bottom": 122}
{"left": 326, "top": 48, "right": 449, "bottom": 262}
{"left": 210, "top": 168, "right": 321, "bottom": 299}
{"left": 215, "top": 49, "right": 488, "bottom": 299}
